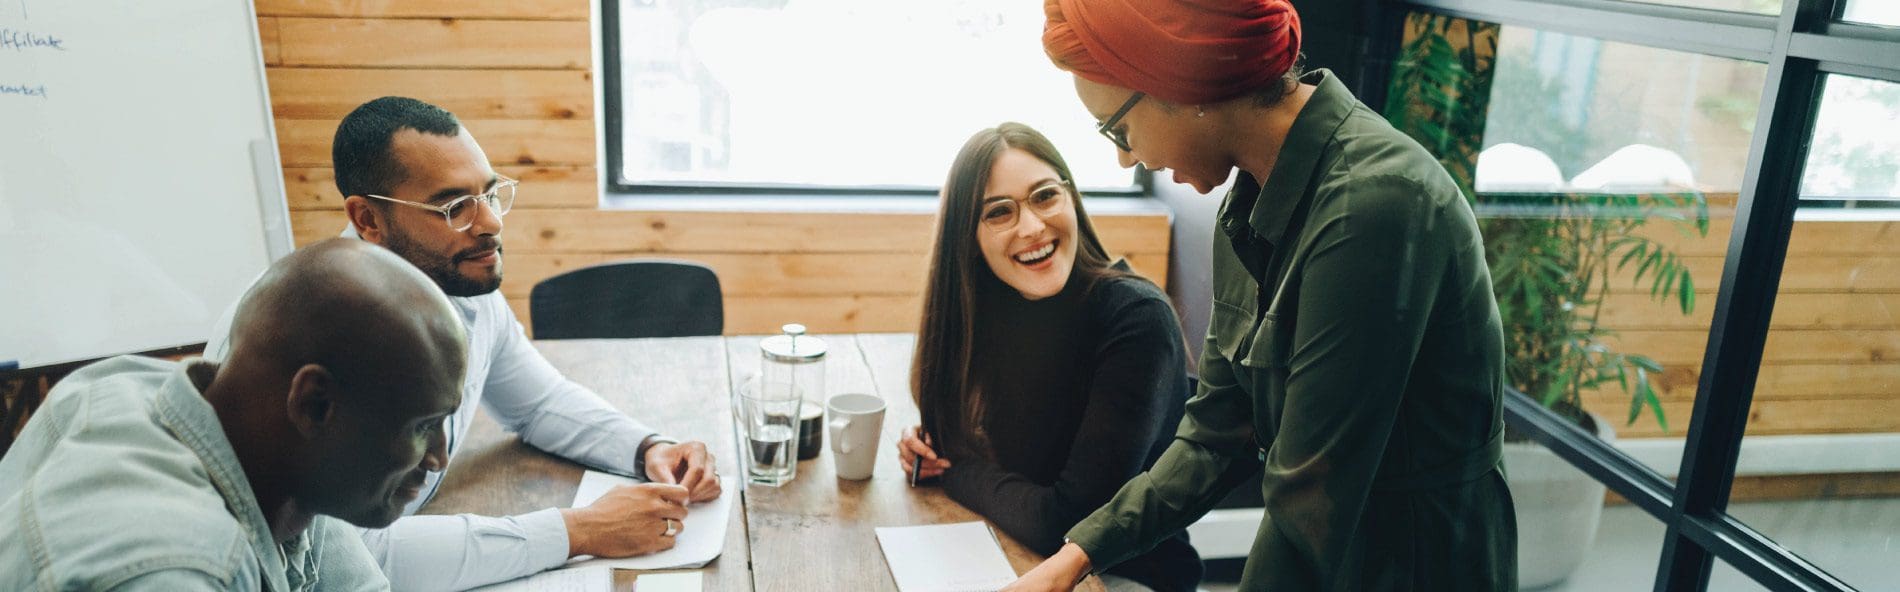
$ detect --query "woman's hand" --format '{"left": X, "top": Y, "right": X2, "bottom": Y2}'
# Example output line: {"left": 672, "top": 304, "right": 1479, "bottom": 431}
{"left": 896, "top": 424, "right": 952, "bottom": 481}
{"left": 1001, "top": 543, "right": 1094, "bottom": 592}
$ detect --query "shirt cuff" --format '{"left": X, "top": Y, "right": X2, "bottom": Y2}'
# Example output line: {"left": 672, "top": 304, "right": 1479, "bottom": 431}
{"left": 633, "top": 434, "right": 680, "bottom": 479}
{"left": 1063, "top": 516, "right": 1127, "bottom": 574}
{"left": 521, "top": 508, "right": 573, "bottom": 567}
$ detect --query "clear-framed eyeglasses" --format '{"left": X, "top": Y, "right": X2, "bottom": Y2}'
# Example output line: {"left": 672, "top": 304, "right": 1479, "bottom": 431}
{"left": 980, "top": 179, "right": 1074, "bottom": 232}
{"left": 362, "top": 175, "right": 518, "bottom": 232}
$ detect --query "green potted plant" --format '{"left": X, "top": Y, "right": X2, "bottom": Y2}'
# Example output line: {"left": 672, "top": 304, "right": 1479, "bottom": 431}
{"left": 1382, "top": 13, "right": 1708, "bottom": 588}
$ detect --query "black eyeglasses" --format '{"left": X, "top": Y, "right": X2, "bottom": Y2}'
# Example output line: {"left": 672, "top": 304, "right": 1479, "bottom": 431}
{"left": 1096, "top": 91, "right": 1145, "bottom": 152}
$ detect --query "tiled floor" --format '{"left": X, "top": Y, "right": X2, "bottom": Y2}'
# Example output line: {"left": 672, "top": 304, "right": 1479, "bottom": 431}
{"left": 1196, "top": 497, "right": 1900, "bottom": 591}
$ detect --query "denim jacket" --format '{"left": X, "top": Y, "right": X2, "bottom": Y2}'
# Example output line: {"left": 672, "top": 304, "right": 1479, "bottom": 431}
{"left": 0, "top": 356, "right": 386, "bottom": 591}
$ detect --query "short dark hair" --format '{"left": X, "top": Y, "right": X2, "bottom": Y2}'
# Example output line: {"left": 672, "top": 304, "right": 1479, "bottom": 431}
{"left": 1250, "top": 61, "right": 1307, "bottom": 108}
{"left": 332, "top": 96, "right": 462, "bottom": 199}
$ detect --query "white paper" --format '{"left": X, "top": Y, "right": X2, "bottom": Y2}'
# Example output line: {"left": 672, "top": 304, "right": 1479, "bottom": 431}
{"left": 466, "top": 565, "right": 611, "bottom": 592}
{"left": 634, "top": 571, "right": 703, "bottom": 592}
{"left": 875, "top": 521, "right": 1019, "bottom": 592}
{"left": 564, "top": 471, "right": 735, "bottom": 570}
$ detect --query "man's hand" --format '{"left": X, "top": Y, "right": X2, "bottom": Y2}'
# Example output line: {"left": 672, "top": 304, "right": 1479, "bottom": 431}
{"left": 1001, "top": 543, "right": 1094, "bottom": 592}
{"left": 644, "top": 440, "right": 722, "bottom": 502}
{"left": 561, "top": 483, "right": 690, "bottom": 558}
{"left": 896, "top": 425, "right": 951, "bottom": 481}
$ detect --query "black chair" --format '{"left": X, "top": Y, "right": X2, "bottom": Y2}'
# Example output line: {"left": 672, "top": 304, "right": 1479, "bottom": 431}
{"left": 529, "top": 259, "right": 724, "bottom": 339}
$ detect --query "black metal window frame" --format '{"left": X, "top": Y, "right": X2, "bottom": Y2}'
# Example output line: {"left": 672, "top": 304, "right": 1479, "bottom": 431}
{"left": 1379, "top": 0, "right": 1897, "bottom": 590}
{"left": 598, "top": 0, "right": 1152, "bottom": 197}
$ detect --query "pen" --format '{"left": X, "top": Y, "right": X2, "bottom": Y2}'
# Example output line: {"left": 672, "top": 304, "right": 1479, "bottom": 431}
{"left": 910, "top": 427, "right": 928, "bottom": 487}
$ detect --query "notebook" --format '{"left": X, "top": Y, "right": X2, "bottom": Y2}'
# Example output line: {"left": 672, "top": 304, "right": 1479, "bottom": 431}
{"left": 565, "top": 471, "right": 736, "bottom": 571}
{"left": 874, "top": 521, "right": 1020, "bottom": 592}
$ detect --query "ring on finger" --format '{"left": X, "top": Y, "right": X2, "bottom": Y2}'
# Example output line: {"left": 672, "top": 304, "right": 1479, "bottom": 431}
{"left": 662, "top": 518, "right": 679, "bottom": 537}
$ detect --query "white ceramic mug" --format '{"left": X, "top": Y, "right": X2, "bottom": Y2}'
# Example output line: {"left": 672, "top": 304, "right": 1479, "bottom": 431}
{"left": 826, "top": 393, "right": 887, "bottom": 480}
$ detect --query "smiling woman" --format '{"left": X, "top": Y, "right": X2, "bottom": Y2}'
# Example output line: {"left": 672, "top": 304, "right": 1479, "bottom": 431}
{"left": 901, "top": 122, "right": 1202, "bottom": 592}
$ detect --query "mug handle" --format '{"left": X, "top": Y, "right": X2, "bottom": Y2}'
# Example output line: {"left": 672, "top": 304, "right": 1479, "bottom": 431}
{"left": 829, "top": 416, "right": 854, "bottom": 454}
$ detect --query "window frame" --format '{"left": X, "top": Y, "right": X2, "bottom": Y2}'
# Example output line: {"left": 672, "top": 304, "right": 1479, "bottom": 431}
{"left": 1382, "top": 0, "right": 1900, "bottom": 590}
{"left": 597, "top": 0, "right": 1153, "bottom": 198}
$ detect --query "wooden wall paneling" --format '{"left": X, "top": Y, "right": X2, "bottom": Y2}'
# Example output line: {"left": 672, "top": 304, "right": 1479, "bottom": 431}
{"left": 1632, "top": 219, "right": 1900, "bottom": 257}
{"left": 1588, "top": 362, "right": 1900, "bottom": 403}
{"left": 255, "top": 0, "right": 589, "bottom": 20}
{"left": 1598, "top": 292, "right": 1900, "bottom": 330}
{"left": 274, "top": 18, "right": 590, "bottom": 69}
{"left": 1581, "top": 395, "right": 1900, "bottom": 437}
{"left": 267, "top": 68, "right": 592, "bottom": 120}
{"left": 500, "top": 250, "right": 1173, "bottom": 301}
{"left": 1604, "top": 255, "right": 1900, "bottom": 294}
{"left": 1607, "top": 329, "right": 1900, "bottom": 365}
{"left": 275, "top": 119, "right": 596, "bottom": 167}
{"left": 495, "top": 210, "right": 1172, "bottom": 255}
{"left": 284, "top": 165, "right": 599, "bottom": 210}
{"left": 292, "top": 209, "right": 1172, "bottom": 256}
{"left": 504, "top": 294, "right": 928, "bottom": 337}
{"left": 258, "top": 17, "right": 282, "bottom": 66}
{"left": 502, "top": 252, "right": 929, "bottom": 300}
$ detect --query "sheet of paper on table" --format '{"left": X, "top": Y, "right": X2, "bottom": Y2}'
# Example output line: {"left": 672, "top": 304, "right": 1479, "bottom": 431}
{"left": 635, "top": 571, "right": 704, "bottom": 592}
{"left": 564, "top": 470, "right": 736, "bottom": 570}
{"left": 875, "top": 521, "right": 1019, "bottom": 592}
{"left": 466, "top": 565, "right": 611, "bottom": 592}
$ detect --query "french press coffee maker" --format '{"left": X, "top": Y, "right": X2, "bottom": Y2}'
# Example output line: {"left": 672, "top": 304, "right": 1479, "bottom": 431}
{"left": 758, "top": 323, "right": 827, "bottom": 460}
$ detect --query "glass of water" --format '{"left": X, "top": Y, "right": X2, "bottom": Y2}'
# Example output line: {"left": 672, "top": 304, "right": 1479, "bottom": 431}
{"left": 737, "top": 377, "right": 802, "bottom": 486}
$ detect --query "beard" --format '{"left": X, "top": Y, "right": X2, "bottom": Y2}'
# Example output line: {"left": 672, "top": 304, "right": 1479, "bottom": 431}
{"left": 380, "top": 226, "right": 504, "bottom": 297}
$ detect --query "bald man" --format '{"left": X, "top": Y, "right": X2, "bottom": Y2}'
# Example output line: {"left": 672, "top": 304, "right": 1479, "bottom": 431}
{"left": 0, "top": 239, "right": 468, "bottom": 591}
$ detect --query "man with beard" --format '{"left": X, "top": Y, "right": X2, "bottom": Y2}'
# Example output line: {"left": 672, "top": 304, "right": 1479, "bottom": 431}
{"left": 210, "top": 97, "right": 721, "bottom": 591}
{"left": 1, "top": 239, "right": 464, "bottom": 591}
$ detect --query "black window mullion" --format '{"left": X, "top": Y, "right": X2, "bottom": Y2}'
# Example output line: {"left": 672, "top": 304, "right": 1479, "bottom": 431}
{"left": 1503, "top": 390, "right": 1676, "bottom": 517}
{"left": 1790, "top": 25, "right": 1900, "bottom": 83}
{"left": 1673, "top": 514, "right": 1861, "bottom": 592}
{"left": 1652, "top": 0, "right": 1835, "bottom": 589}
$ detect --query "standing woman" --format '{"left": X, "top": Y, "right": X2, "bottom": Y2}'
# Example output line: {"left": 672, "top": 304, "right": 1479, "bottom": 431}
{"left": 898, "top": 122, "right": 1202, "bottom": 592}
{"left": 1008, "top": 1, "right": 1516, "bottom": 591}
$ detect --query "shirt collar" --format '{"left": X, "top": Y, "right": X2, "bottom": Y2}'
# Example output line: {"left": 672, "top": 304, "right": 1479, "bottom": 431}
{"left": 1217, "top": 68, "right": 1357, "bottom": 248}
{"left": 154, "top": 360, "right": 293, "bottom": 592}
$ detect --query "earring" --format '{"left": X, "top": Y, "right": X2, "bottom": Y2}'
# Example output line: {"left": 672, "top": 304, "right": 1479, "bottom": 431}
{"left": 1197, "top": 105, "right": 1206, "bottom": 118}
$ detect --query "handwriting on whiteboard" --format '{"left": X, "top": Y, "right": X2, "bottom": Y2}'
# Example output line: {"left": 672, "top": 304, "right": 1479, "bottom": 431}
{"left": 0, "top": 27, "right": 63, "bottom": 51}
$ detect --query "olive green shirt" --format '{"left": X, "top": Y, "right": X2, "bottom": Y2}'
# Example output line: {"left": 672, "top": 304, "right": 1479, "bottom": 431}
{"left": 1066, "top": 69, "right": 1516, "bottom": 591}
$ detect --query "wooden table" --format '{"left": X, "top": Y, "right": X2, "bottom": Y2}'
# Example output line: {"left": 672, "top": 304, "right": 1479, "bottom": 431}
{"left": 421, "top": 334, "right": 1102, "bottom": 592}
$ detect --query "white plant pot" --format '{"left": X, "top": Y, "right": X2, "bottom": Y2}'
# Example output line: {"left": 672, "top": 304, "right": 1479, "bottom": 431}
{"left": 1504, "top": 412, "right": 1617, "bottom": 590}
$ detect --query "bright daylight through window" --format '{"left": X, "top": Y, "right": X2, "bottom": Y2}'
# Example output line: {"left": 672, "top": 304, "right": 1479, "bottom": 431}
{"left": 612, "top": 0, "right": 1139, "bottom": 192}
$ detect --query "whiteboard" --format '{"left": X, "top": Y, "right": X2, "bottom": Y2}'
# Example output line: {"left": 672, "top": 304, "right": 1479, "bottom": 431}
{"left": 0, "top": 0, "right": 289, "bottom": 369}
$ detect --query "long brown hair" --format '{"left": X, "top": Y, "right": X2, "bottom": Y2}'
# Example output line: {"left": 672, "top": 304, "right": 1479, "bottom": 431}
{"left": 910, "top": 122, "right": 1126, "bottom": 459}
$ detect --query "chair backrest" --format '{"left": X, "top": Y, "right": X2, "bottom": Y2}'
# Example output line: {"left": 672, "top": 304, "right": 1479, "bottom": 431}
{"left": 529, "top": 259, "right": 724, "bottom": 339}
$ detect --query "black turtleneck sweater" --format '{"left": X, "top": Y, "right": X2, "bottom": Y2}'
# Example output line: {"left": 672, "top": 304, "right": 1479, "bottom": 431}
{"left": 940, "top": 274, "right": 1200, "bottom": 592}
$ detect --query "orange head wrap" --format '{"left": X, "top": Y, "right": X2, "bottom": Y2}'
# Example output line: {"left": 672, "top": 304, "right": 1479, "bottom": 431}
{"left": 1043, "top": 0, "right": 1302, "bottom": 106}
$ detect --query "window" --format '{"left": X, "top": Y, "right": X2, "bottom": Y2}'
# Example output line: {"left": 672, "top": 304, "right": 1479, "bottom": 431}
{"left": 1627, "top": 0, "right": 1779, "bottom": 15}
{"left": 603, "top": 0, "right": 1140, "bottom": 194}
{"left": 1843, "top": 0, "right": 1900, "bottom": 27}
{"left": 1800, "top": 75, "right": 1900, "bottom": 204}
{"left": 1391, "top": 0, "right": 1900, "bottom": 589}
{"left": 1482, "top": 27, "right": 1766, "bottom": 194}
